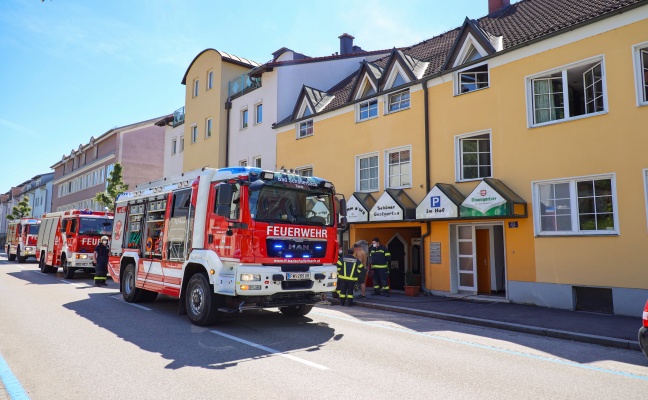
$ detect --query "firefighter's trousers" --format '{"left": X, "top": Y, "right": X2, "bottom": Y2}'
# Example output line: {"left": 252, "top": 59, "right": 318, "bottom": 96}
{"left": 372, "top": 267, "right": 389, "bottom": 292}
{"left": 95, "top": 259, "right": 108, "bottom": 285}
{"left": 337, "top": 279, "right": 356, "bottom": 303}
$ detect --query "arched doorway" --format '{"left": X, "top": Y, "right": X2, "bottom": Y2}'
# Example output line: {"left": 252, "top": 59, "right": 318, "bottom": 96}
{"left": 387, "top": 234, "right": 407, "bottom": 290}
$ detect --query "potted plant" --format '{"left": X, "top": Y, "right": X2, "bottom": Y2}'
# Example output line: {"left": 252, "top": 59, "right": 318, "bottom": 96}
{"left": 403, "top": 270, "right": 420, "bottom": 297}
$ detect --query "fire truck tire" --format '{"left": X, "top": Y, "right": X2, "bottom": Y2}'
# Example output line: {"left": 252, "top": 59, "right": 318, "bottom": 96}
{"left": 39, "top": 255, "right": 46, "bottom": 272}
{"left": 279, "top": 305, "right": 314, "bottom": 317}
{"left": 18, "top": 255, "right": 26, "bottom": 264}
{"left": 122, "top": 263, "right": 142, "bottom": 302}
{"left": 8, "top": 246, "right": 16, "bottom": 261}
{"left": 62, "top": 257, "right": 75, "bottom": 279}
{"left": 185, "top": 273, "right": 222, "bottom": 326}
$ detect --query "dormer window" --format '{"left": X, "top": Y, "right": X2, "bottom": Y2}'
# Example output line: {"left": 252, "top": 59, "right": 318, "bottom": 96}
{"left": 392, "top": 72, "right": 407, "bottom": 88}
{"left": 457, "top": 62, "right": 489, "bottom": 94}
{"left": 303, "top": 107, "right": 312, "bottom": 117}
{"left": 387, "top": 89, "right": 410, "bottom": 113}
{"left": 361, "top": 84, "right": 376, "bottom": 98}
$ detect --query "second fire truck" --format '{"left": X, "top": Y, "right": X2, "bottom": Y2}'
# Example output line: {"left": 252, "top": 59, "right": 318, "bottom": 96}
{"left": 109, "top": 167, "right": 346, "bottom": 326}
{"left": 6, "top": 217, "right": 41, "bottom": 263}
{"left": 36, "top": 209, "right": 114, "bottom": 278}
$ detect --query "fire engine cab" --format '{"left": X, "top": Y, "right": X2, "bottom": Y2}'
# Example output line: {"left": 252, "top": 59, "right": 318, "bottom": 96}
{"left": 36, "top": 209, "right": 114, "bottom": 278}
{"left": 109, "top": 167, "right": 346, "bottom": 326}
{"left": 6, "top": 217, "right": 41, "bottom": 263}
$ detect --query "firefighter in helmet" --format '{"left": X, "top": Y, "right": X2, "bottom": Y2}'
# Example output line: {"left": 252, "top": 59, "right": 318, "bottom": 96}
{"left": 93, "top": 235, "right": 110, "bottom": 287}
{"left": 336, "top": 248, "right": 364, "bottom": 307}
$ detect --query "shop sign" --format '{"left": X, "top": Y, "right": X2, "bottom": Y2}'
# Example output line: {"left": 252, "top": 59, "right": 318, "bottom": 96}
{"left": 460, "top": 181, "right": 509, "bottom": 217}
{"left": 369, "top": 192, "right": 403, "bottom": 221}
{"left": 346, "top": 195, "right": 369, "bottom": 223}
{"left": 416, "top": 186, "right": 459, "bottom": 219}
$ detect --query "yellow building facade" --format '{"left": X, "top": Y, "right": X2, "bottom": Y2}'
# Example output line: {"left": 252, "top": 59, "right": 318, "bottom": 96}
{"left": 181, "top": 49, "right": 259, "bottom": 171}
{"left": 276, "top": 1, "right": 648, "bottom": 315}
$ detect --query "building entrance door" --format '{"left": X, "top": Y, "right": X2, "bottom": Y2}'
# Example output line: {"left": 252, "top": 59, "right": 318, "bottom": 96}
{"left": 387, "top": 235, "right": 406, "bottom": 290}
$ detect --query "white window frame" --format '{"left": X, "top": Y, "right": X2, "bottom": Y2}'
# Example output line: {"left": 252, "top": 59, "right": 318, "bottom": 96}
{"left": 455, "top": 130, "right": 492, "bottom": 182}
{"left": 297, "top": 119, "right": 313, "bottom": 139}
{"left": 296, "top": 165, "right": 314, "bottom": 177}
{"left": 171, "top": 138, "right": 177, "bottom": 155}
{"left": 253, "top": 156, "right": 262, "bottom": 168}
{"left": 241, "top": 108, "right": 248, "bottom": 130}
{"left": 632, "top": 41, "right": 648, "bottom": 107}
{"left": 354, "top": 75, "right": 378, "bottom": 100}
{"left": 526, "top": 56, "right": 607, "bottom": 128}
{"left": 383, "top": 61, "right": 411, "bottom": 90}
{"left": 205, "top": 118, "right": 212, "bottom": 138}
{"left": 239, "top": 159, "right": 247, "bottom": 167}
{"left": 385, "top": 145, "right": 412, "bottom": 189}
{"left": 454, "top": 61, "right": 489, "bottom": 96}
{"left": 193, "top": 79, "right": 199, "bottom": 97}
{"left": 254, "top": 102, "right": 263, "bottom": 125}
{"left": 207, "top": 70, "right": 213, "bottom": 90}
{"left": 180, "top": 138, "right": 184, "bottom": 152}
{"left": 532, "top": 173, "right": 619, "bottom": 236}
{"left": 385, "top": 88, "right": 410, "bottom": 115}
{"left": 356, "top": 152, "right": 379, "bottom": 193}
{"left": 357, "top": 98, "right": 378, "bottom": 122}
{"left": 191, "top": 124, "right": 198, "bottom": 143}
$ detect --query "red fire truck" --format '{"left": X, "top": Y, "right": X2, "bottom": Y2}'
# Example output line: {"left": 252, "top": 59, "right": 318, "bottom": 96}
{"left": 6, "top": 217, "right": 41, "bottom": 263}
{"left": 109, "top": 167, "right": 346, "bottom": 326}
{"left": 36, "top": 209, "right": 114, "bottom": 278}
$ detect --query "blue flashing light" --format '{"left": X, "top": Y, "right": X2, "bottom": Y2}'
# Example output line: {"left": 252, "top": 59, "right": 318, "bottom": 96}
{"left": 274, "top": 244, "right": 283, "bottom": 249}
{"left": 302, "top": 255, "right": 310, "bottom": 258}
{"left": 314, "top": 246, "right": 323, "bottom": 250}
{"left": 285, "top": 254, "right": 293, "bottom": 258}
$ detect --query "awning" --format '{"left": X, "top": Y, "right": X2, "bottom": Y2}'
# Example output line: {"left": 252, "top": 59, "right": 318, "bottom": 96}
{"left": 369, "top": 189, "right": 417, "bottom": 222}
{"left": 459, "top": 178, "right": 527, "bottom": 218}
{"left": 416, "top": 183, "right": 465, "bottom": 220}
{"left": 346, "top": 192, "right": 376, "bottom": 223}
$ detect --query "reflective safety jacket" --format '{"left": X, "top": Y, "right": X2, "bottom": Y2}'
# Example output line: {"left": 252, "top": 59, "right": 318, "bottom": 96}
{"left": 369, "top": 245, "right": 391, "bottom": 268}
{"left": 336, "top": 255, "right": 364, "bottom": 281}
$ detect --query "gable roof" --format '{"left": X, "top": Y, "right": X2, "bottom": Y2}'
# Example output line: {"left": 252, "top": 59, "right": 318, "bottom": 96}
{"left": 277, "top": 0, "right": 646, "bottom": 127}
{"left": 181, "top": 49, "right": 260, "bottom": 85}
{"left": 291, "top": 86, "right": 335, "bottom": 120}
{"left": 442, "top": 17, "right": 499, "bottom": 70}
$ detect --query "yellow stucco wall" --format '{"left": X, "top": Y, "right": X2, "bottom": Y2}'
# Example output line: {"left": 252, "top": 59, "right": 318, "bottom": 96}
{"left": 183, "top": 51, "right": 253, "bottom": 171}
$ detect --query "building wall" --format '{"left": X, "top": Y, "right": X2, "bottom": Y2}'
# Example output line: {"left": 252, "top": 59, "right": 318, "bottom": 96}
{"left": 120, "top": 125, "right": 165, "bottom": 187}
{"left": 163, "top": 123, "right": 184, "bottom": 177}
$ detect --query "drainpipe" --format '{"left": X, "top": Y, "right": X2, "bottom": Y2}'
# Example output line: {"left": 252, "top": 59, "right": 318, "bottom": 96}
{"left": 225, "top": 98, "right": 232, "bottom": 167}
{"left": 420, "top": 79, "right": 432, "bottom": 295}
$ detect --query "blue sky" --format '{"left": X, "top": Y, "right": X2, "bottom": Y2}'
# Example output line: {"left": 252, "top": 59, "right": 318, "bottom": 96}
{"left": 0, "top": 0, "right": 516, "bottom": 193}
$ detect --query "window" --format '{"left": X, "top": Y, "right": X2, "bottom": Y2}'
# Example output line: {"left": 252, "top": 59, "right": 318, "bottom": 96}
{"left": 241, "top": 109, "right": 248, "bottom": 129}
{"left": 357, "top": 154, "right": 378, "bottom": 192}
{"left": 528, "top": 58, "right": 605, "bottom": 126}
{"left": 296, "top": 166, "right": 313, "bottom": 177}
{"left": 207, "top": 70, "right": 213, "bottom": 90}
{"left": 171, "top": 138, "right": 177, "bottom": 155}
{"left": 205, "top": 118, "right": 212, "bottom": 138}
{"left": 253, "top": 156, "right": 262, "bottom": 168}
{"left": 255, "top": 103, "right": 263, "bottom": 124}
{"left": 180, "top": 138, "right": 184, "bottom": 152}
{"left": 392, "top": 72, "right": 406, "bottom": 88}
{"left": 81, "top": 153, "right": 86, "bottom": 166}
{"left": 534, "top": 175, "right": 617, "bottom": 235}
{"left": 457, "top": 132, "right": 491, "bottom": 181}
{"left": 386, "top": 148, "right": 411, "bottom": 188}
{"left": 358, "top": 98, "right": 378, "bottom": 121}
{"left": 191, "top": 125, "right": 198, "bottom": 143}
{"left": 387, "top": 89, "right": 410, "bottom": 113}
{"left": 633, "top": 43, "right": 648, "bottom": 106}
{"left": 193, "top": 79, "right": 199, "bottom": 97}
{"left": 298, "top": 119, "right": 313, "bottom": 138}
{"left": 456, "top": 63, "right": 489, "bottom": 94}
{"left": 94, "top": 145, "right": 99, "bottom": 159}
{"left": 239, "top": 159, "right": 247, "bottom": 167}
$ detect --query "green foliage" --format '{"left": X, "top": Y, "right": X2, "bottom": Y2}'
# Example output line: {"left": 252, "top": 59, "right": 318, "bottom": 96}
{"left": 7, "top": 196, "right": 32, "bottom": 221}
{"left": 94, "top": 163, "right": 128, "bottom": 212}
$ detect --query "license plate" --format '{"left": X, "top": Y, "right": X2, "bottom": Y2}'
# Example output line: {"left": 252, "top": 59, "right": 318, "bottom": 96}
{"left": 286, "top": 273, "right": 310, "bottom": 280}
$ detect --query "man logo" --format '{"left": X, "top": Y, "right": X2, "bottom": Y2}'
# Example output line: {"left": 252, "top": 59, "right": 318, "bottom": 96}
{"left": 288, "top": 243, "right": 310, "bottom": 251}
{"left": 430, "top": 196, "right": 441, "bottom": 208}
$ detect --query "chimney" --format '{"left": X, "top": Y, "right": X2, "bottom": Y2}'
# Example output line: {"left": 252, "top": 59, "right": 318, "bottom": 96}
{"left": 339, "top": 33, "right": 354, "bottom": 56}
{"left": 488, "top": 0, "right": 510, "bottom": 15}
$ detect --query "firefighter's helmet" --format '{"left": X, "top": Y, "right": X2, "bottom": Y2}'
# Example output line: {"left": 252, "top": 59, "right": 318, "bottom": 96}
{"left": 101, "top": 236, "right": 109, "bottom": 241}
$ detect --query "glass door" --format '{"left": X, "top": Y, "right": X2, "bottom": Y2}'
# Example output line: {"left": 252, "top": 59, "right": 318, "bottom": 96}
{"left": 457, "top": 225, "right": 477, "bottom": 291}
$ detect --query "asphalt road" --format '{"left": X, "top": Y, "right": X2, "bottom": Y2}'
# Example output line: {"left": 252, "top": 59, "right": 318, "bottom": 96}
{"left": 1, "top": 255, "right": 648, "bottom": 400}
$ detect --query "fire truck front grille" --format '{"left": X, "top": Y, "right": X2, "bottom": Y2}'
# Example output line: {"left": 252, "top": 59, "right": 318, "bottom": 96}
{"left": 281, "top": 280, "right": 314, "bottom": 290}
{"left": 266, "top": 239, "right": 327, "bottom": 259}
{"left": 280, "top": 265, "right": 310, "bottom": 273}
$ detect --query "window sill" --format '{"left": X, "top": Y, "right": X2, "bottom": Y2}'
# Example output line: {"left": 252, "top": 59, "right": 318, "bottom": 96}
{"left": 535, "top": 232, "right": 619, "bottom": 237}
{"left": 529, "top": 110, "right": 608, "bottom": 128}
{"left": 356, "top": 115, "right": 379, "bottom": 123}
{"left": 384, "top": 106, "right": 410, "bottom": 116}
{"left": 454, "top": 86, "right": 490, "bottom": 97}
{"left": 456, "top": 177, "right": 492, "bottom": 183}
{"left": 356, "top": 189, "right": 379, "bottom": 193}
{"left": 297, "top": 134, "right": 313, "bottom": 140}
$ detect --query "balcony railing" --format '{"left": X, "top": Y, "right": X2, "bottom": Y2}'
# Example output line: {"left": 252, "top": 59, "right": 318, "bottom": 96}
{"left": 172, "top": 107, "right": 185, "bottom": 127}
{"left": 228, "top": 72, "right": 261, "bottom": 98}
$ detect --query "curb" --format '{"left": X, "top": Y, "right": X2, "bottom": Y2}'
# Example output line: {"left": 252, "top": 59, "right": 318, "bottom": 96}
{"left": 351, "top": 300, "right": 640, "bottom": 352}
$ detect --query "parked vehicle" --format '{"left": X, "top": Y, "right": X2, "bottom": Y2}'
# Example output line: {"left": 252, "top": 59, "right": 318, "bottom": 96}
{"left": 36, "top": 209, "right": 114, "bottom": 278}
{"left": 639, "top": 300, "right": 648, "bottom": 359}
{"left": 108, "top": 167, "right": 346, "bottom": 325}
{"left": 6, "top": 217, "right": 41, "bottom": 263}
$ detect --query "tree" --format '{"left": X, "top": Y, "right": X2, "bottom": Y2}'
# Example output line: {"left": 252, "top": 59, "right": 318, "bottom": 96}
{"left": 7, "top": 196, "right": 32, "bottom": 221}
{"left": 95, "top": 163, "right": 128, "bottom": 212}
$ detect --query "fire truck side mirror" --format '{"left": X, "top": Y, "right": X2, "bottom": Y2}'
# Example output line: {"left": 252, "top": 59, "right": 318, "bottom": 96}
{"left": 216, "top": 184, "right": 234, "bottom": 217}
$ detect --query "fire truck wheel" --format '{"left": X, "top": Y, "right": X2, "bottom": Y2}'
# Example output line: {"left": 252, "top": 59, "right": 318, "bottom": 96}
{"left": 39, "top": 255, "right": 46, "bottom": 272}
{"left": 7, "top": 246, "right": 15, "bottom": 261}
{"left": 186, "top": 273, "right": 222, "bottom": 326}
{"left": 122, "top": 263, "right": 142, "bottom": 303}
{"left": 62, "top": 257, "right": 75, "bottom": 279}
{"left": 17, "top": 255, "right": 26, "bottom": 264}
{"left": 279, "top": 305, "right": 314, "bottom": 317}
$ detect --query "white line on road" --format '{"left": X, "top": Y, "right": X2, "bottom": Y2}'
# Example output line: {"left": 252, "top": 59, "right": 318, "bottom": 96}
{"left": 60, "top": 280, "right": 87, "bottom": 287}
{"left": 211, "top": 329, "right": 329, "bottom": 371}
{"left": 109, "top": 295, "right": 152, "bottom": 311}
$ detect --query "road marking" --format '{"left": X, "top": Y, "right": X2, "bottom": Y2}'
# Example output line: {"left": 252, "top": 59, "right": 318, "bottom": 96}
{"left": 110, "top": 295, "right": 152, "bottom": 311}
{"left": 211, "top": 329, "right": 328, "bottom": 371}
{"left": 60, "top": 280, "right": 87, "bottom": 287}
{"left": 312, "top": 310, "right": 648, "bottom": 382}
{"left": 0, "top": 352, "right": 30, "bottom": 399}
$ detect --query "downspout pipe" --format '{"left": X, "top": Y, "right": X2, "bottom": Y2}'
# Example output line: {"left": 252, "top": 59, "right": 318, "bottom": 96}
{"left": 421, "top": 79, "right": 432, "bottom": 295}
{"left": 225, "top": 98, "right": 232, "bottom": 167}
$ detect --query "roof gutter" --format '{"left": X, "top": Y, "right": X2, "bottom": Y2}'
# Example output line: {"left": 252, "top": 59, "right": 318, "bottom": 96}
{"left": 225, "top": 98, "right": 232, "bottom": 167}
{"left": 421, "top": 79, "right": 432, "bottom": 295}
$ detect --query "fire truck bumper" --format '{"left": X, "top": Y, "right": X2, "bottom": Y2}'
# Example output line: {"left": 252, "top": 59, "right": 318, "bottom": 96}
{"left": 23, "top": 247, "right": 36, "bottom": 256}
{"left": 229, "top": 264, "right": 338, "bottom": 297}
{"left": 69, "top": 253, "right": 95, "bottom": 269}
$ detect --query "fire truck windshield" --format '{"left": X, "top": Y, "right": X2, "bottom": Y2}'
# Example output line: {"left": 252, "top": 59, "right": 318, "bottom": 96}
{"left": 28, "top": 225, "right": 39, "bottom": 235}
{"left": 249, "top": 185, "right": 333, "bottom": 226}
{"left": 78, "top": 217, "right": 113, "bottom": 235}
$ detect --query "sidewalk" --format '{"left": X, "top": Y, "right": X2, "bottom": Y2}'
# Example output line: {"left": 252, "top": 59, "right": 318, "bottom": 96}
{"left": 338, "top": 291, "right": 641, "bottom": 351}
